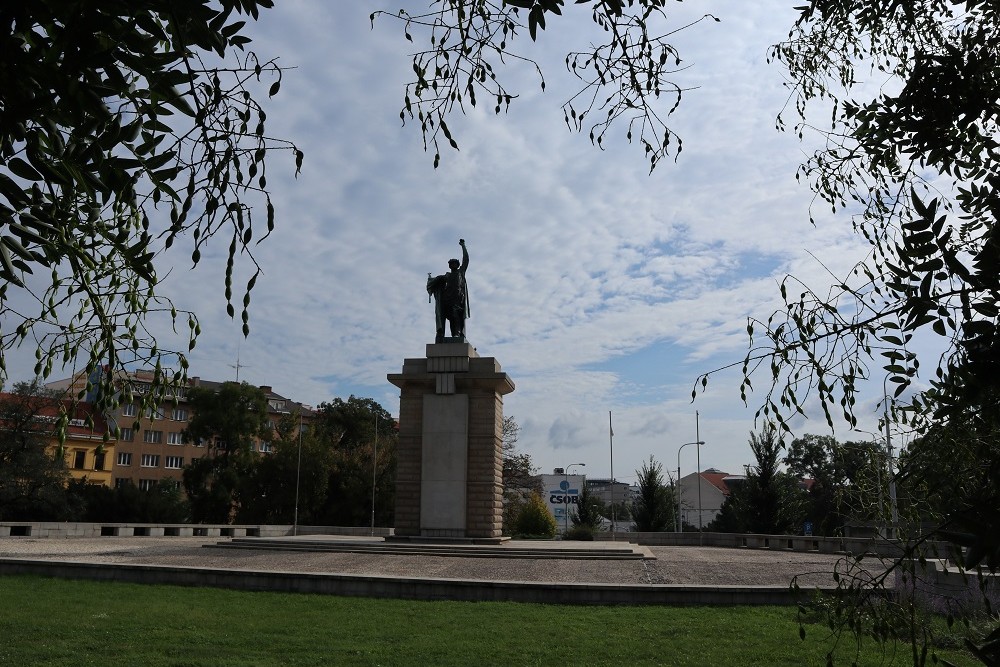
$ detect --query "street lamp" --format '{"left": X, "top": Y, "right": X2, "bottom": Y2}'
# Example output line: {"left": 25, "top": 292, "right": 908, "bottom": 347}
{"left": 564, "top": 462, "right": 586, "bottom": 533}
{"left": 293, "top": 411, "right": 303, "bottom": 537}
{"left": 371, "top": 413, "right": 378, "bottom": 537}
{"left": 676, "top": 441, "right": 704, "bottom": 532}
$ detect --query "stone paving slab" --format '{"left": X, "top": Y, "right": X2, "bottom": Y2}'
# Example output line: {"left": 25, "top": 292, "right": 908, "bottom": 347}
{"left": 0, "top": 536, "right": 878, "bottom": 588}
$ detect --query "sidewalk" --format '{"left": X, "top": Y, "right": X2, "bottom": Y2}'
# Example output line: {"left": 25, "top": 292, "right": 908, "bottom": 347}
{"left": 0, "top": 536, "right": 868, "bottom": 588}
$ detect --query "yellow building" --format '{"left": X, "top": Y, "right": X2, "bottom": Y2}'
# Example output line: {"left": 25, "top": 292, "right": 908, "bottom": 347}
{"left": 55, "top": 406, "right": 118, "bottom": 488}
{"left": 0, "top": 390, "right": 117, "bottom": 488}
{"left": 50, "top": 369, "right": 315, "bottom": 491}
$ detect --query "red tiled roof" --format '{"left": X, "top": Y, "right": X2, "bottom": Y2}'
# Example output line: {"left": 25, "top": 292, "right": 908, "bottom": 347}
{"left": 700, "top": 471, "right": 732, "bottom": 495}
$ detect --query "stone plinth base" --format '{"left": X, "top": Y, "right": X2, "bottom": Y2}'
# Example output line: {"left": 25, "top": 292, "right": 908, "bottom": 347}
{"left": 384, "top": 535, "right": 512, "bottom": 545}
{"left": 388, "top": 343, "right": 514, "bottom": 539}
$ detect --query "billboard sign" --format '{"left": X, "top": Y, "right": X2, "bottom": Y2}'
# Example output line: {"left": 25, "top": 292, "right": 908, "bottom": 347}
{"left": 540, "top": 474, "right": 585, "bottom": 524}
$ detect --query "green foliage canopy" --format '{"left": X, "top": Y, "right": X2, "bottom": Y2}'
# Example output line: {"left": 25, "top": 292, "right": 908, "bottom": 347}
{"left": 181, "top": 381, "right": 269, "bottom": 522}
{"left": 712, "top": 424, "right": 806, "bottom": 535}
{"left": 373, "top": 0, "right": 719, "bottom": 172}
{"left": 0, "top": 1, "right": 301, "bottom": 419}
{"left": 631, "top": 456, "right": 674, "bottom": 532}
{"left": 512, "top": 490, "right": 557, "bottom": 538}
{"left": 0, "top": 380, "right": 70, "bottom": 520}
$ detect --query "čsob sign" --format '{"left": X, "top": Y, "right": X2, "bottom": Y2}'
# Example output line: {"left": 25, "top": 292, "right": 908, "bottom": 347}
{"left": 549, "top": 478, "right": 580, "bottom": 506}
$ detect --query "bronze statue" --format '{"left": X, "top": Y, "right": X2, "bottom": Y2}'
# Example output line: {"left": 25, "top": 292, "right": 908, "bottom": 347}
{"left": 427, "top": 239, "right": 469, "bottom": 343}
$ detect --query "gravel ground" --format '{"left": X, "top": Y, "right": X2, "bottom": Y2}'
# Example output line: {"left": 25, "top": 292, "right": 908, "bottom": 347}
{"left": 0, "top": 537, "right": 879, "bottom": 588}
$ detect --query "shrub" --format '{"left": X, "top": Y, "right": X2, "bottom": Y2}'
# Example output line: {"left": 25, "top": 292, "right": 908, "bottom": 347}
{"left": 512, "top": 491, "right": 558, "bottom": 538}
{"left": 563, "top": 525, "right": 595, "bottom": 541}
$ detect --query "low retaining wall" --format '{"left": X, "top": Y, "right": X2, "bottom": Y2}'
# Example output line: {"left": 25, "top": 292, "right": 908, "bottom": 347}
{"left": 0, "top": 522, "right": 393, "bottom": 539}
{"left": 0, "top": 558, "right": 825, "bottom": 606}
{"left": 901, "top": 559, "right": 1000, "bottom": 614}
{"left": 3, "top": 524, "right": 918, "bottom": 559}
{"left": 604, "top": 531, "right": 912, "bottom": 558}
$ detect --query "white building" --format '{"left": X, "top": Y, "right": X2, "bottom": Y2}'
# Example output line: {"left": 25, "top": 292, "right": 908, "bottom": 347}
{"left": 538, "top": 473, "right": 586, "bottom": 531}
{"left": 677, "top": 468, "right": 745, "bottom": 530}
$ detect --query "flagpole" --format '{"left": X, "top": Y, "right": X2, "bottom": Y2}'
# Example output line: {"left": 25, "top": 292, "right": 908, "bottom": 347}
{"left": 609, "top": 411, "right": 615, "bottom": 540}
{"left": 696, "top": 410, "right": 703, "bottom": 545}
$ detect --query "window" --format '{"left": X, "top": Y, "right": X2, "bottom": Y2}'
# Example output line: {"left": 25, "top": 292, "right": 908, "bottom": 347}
{"left": 168, "top": 432, "right": 187, "bottom": 445}
{"left": 114, "top": 478, "right": 128, "bottom": 489}
{"left": 165, "top": 456, "right": 184, "bottom": 469}
{"left": 143, "top": 430, "right": 162, "bottom": 444}
{"left": 117, "top": 452, "right": 132, "bottom": 466}
{"left": 122, "top": 403, "right": 138, "bottom": 417}
{"left": 73, "top": 451, "right": 86, "bottom": 470}
{"left": 259, "top": 441, "right": 273, "bottom": 453}
{"left": 145, "top": 406, "right": 163, "bottom": 420}
{"left": 171, "top": 408, "right": 188, "bottom": 421}
{"left": 138, "top": 479, "right": 155, "bottom": 491}
{"left": 94, "top": 452, "right": 106, "bottom": 471}
{"left": 119, "top": 427, "right": 135, "bottom": 442}
{"left": 140, "top": 454, "right": 160, "bottom": 467}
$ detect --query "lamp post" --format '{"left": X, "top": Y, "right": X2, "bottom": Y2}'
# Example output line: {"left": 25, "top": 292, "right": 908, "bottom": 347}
{"left": 564, "top": 462, "right": 586, "bottom": 533}
{"left": 881, "top": 376, "right": 899, "bottom": 539}
{"left": 293, "top": 411, "right": 303, "bottom": 537}
{"left": 371, "top": 413, "right": 378, "bottom": 537}
{"left": 676, "top": 441, "right": 704, "bottom": 532}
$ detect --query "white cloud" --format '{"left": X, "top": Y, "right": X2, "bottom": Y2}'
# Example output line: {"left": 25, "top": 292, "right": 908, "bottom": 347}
{"left": 5, "top": 1, "right": 902, "bottom": 484}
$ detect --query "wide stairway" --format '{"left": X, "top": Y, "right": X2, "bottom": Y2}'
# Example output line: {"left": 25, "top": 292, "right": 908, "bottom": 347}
{"left": 206, "top": 536, "right": 653, "bottom": 560}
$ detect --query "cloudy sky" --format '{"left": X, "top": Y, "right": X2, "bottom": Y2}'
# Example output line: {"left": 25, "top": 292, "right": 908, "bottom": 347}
{"left": 10, "top": 2, "right": 902, "bottom": 484}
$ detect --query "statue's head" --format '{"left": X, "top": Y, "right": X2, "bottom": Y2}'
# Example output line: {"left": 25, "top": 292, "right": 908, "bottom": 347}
{"left": 448, "top": 258, "right": 460, "bottom": 269}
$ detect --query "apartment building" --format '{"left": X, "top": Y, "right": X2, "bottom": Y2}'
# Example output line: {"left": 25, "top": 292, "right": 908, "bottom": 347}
{"left": 0, "top": 391, "right": 117, "bottom": 488}
{"left": 51, "top": 369, "right": 316, "bottom": 491}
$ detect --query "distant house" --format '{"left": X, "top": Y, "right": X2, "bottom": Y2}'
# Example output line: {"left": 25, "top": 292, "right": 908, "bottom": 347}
{"left": 677, "top": 468, "right": 745, "bottom": 529}
{"left": 584, "top": 477, "right": 635, "bottom": 507}
{"left": 0, "top": 391, "right": 117, "bottom": 488}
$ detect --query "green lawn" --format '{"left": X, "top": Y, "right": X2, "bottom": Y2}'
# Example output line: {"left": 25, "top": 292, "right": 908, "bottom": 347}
{"left": 0, "top": 575, "right": 976, "bottom": 666}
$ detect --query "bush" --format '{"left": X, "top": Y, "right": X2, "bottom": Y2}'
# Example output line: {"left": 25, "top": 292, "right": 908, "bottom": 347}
{"left": 563, "top": 525, "right": 595, "bottom": 541}
{"left": 512, "top": 491, "right": 558, "bottom": 538}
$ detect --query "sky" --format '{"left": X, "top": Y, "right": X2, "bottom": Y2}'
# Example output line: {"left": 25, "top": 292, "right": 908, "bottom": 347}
{"left": 7, "top": 2, "right": 904, "bottom": 485}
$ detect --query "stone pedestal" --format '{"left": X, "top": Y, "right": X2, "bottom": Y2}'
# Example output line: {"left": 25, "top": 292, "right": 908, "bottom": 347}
{"left": 387, "top": 343, "right": 514, "bottom": 540}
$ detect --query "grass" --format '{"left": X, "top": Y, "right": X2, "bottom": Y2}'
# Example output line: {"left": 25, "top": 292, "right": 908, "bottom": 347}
{"left": 0, "top": 575, "right": 978, "bottom": 666}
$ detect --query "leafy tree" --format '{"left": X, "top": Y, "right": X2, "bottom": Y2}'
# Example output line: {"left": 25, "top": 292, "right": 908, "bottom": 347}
{"left": 314, "top": 396, "right": 397, "bottom": 527}
{"left": 897, "top": 397, "right": 1000, "bottom": 570}
{"left": 499, "top": 415, "right": 542, "bottom": 535}
{"left": 184, "top": 382, "right": 271, "bottom": 455}
{"left": 712, "top": 425, "right": 806, "bottom": 535}
{"left": 752, "top": 4, "right": 1000, "bottom": 660}
{"left": 0, "top": 1, "right": 302, "bottom": 419}
{"left": 0, "top": 380, "right": 71, "bottom": 520}
{"left": 73, "top": 478, "right": 188, "bottom": 523}
{"left": 694, "top": 1, "right": 1000, "bottom": 455}
{"left": 631, "top": 456, "right": 674, "bottom": 532}
{"left": 237, "top": 411, "right": 332, "bottom": 525}
{"left": 379, "top": 3, "right": 1000, "bottom": 659}
{"left": 501, "top": 415, "right": 538, "bottom": 493}
{"left": 570, "top": 482, "right": 603, "bottom": 531}
{"left": 314, "top": 396, "right": 395, "bottom": 450}
{"left": 742, "top": 424, "right": 805, "bottom": 535}
{"left": 511, "top": 490, "right": 557, "bottom": 538}
{"left": 373, "top": 1, "right": 719, "bottom": 172}
{"left": 181, "top": 381, "right": 269, "bottom": 522}
{"left": 784, "top": 433, "right": 888, "bottom": 536}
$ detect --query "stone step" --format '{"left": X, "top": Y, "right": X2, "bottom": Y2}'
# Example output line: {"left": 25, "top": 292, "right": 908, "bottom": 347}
{"left": 206, "top": 538, "right": 651, "bottom": 560}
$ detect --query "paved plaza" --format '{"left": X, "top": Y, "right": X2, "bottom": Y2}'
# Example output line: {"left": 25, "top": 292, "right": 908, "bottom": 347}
{"left": 0, "top": 536, "right": 873, "bottom": 589}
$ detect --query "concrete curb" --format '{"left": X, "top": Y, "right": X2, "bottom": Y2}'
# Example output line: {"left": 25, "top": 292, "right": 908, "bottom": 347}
{"left": 0, "top": 557, "right": 828, "bottom": 606}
